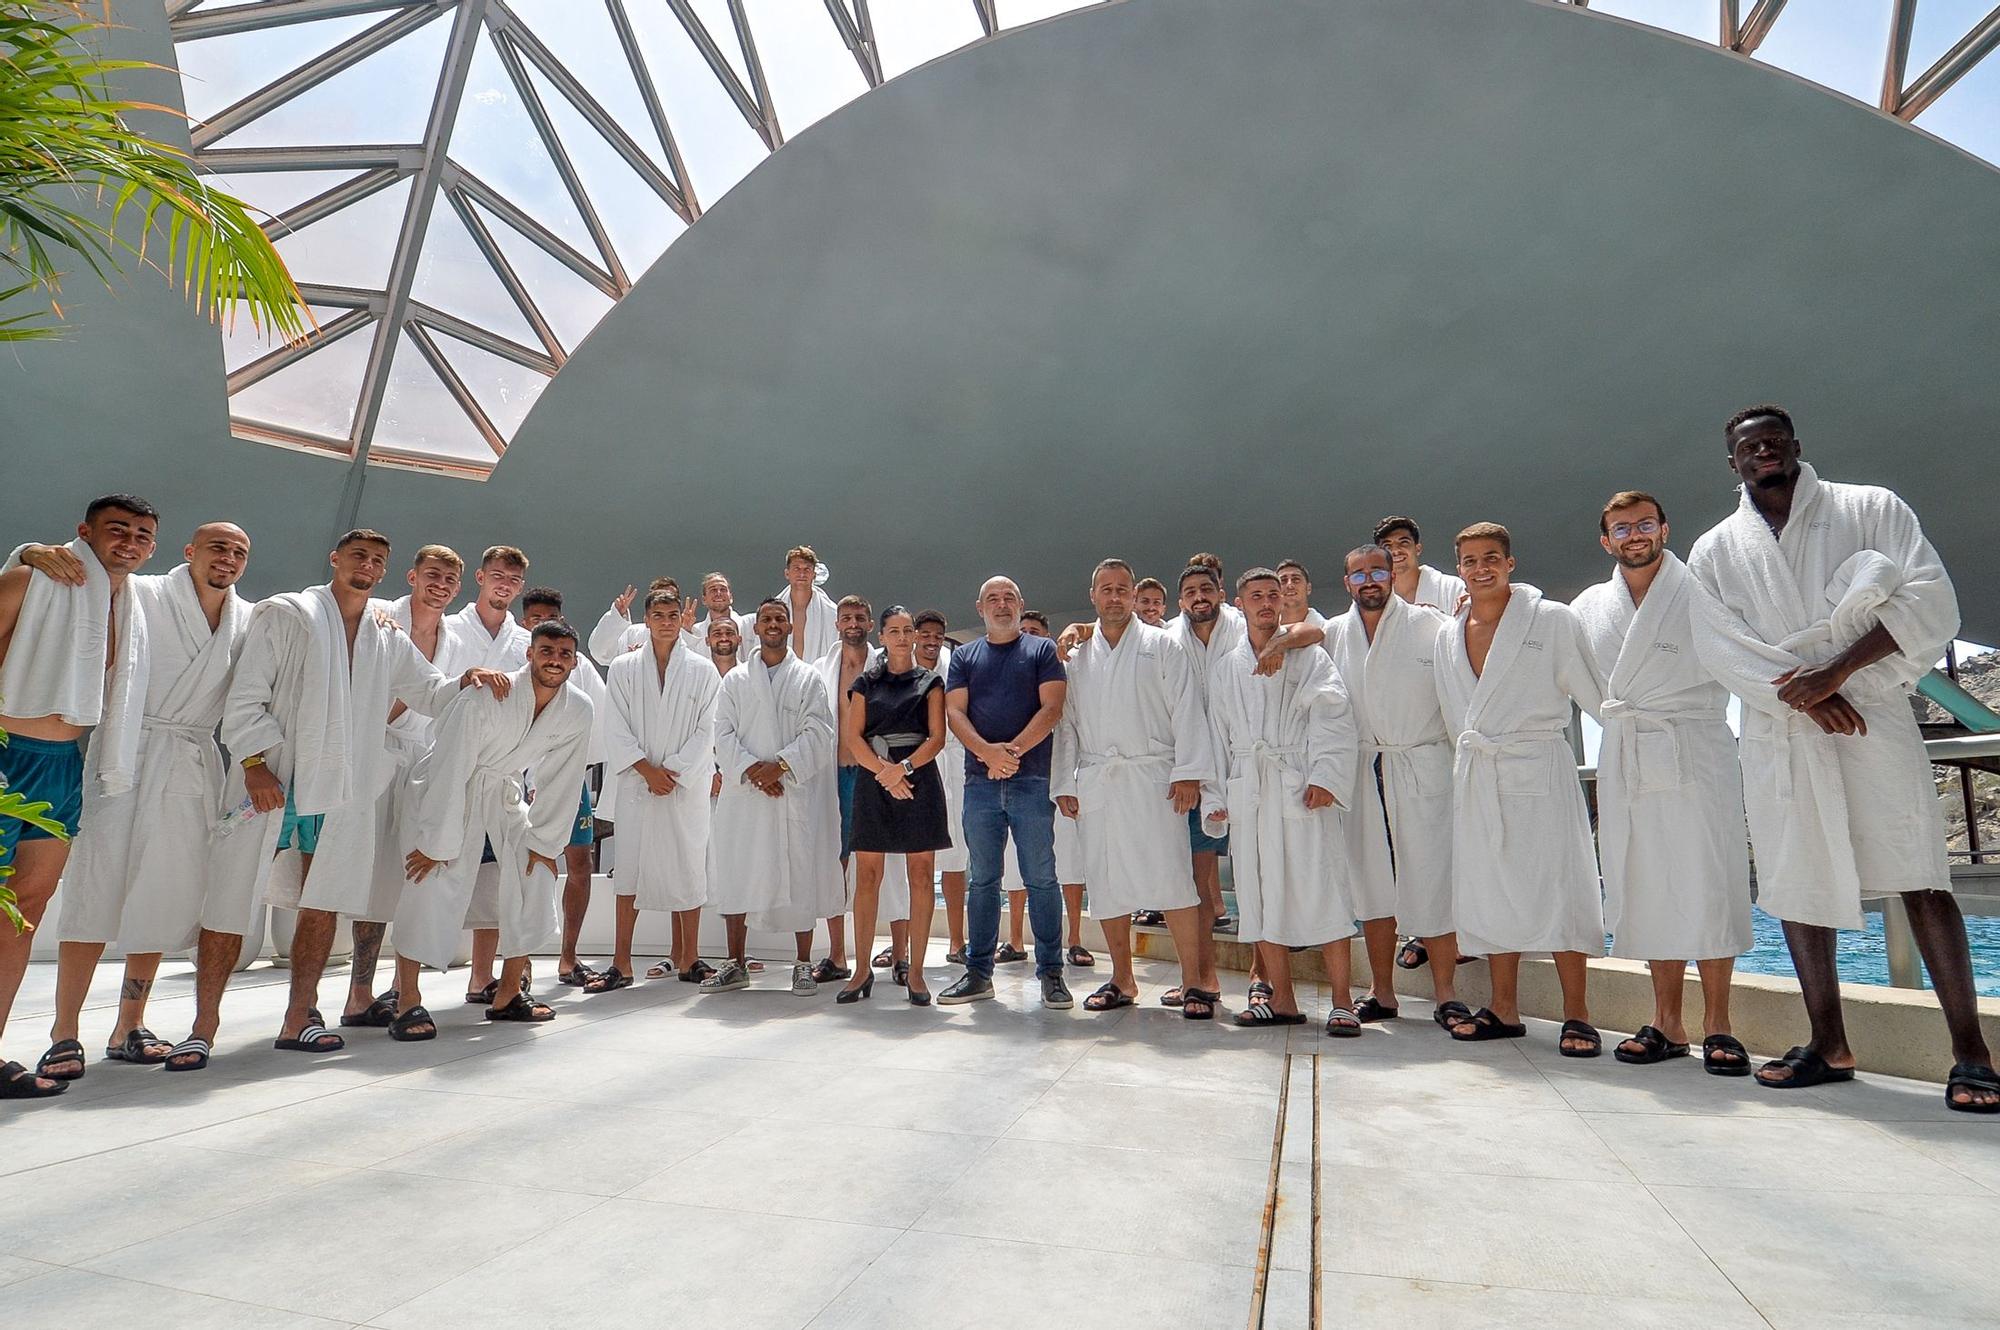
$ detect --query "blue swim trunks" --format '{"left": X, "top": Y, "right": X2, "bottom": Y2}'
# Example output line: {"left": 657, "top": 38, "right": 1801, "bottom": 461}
{"left": 569, "top": 781, "right": 595, "bottom": 848}
{"left": 0, "top": 733, "right": 84, "bottom": 869}
{"left": 1187, "top": 806, "right": 1229, "bottom": 856}
{"left": 837, "top": 763, "right": 860, "bottom": 859}
{"left": 275, "top": 786, "right": 324, "bottom": 855}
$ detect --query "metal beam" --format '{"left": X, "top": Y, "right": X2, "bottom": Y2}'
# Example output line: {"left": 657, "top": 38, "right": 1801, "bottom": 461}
{"left": 1898, "top": 6, "right": 2000, "bottom": 121}
{"left": 225, "top": 306, "right": 372, "bottom": 392}
{"left": 1881, "top": 0, "right": 1917, "bottom": 112}
{"left": 296, "top": 282, "right": 388, "bottom": 311}
{"left": 191, "top": 5, "right": 442, "bottom": 149}
{"left": 1719, "top": 0, "right": 1740, "bottom": 49}
{"left": 606, "top": 0, "right": 702, "bottom": 217}
{"left": 972, "top": 0, "right": 996, "bottom": 38}
{"left": 263, "top": 166, "right": 405, "bottom": 237}
{"left": 406, "top": 322, "right": 507, "bottom": 455}
{"left": 447, "top": 188, "right": 565, "bottom": 363}
{"left": 1732, "top": 0, "right": 1788, "bottom": 54}
{"left": 195, "top": 144, "right": 424, "bottom": 173}
{"left": 663, "top": 0, "right": 778, "bottom": 150}
{"left": 445, "top": 167, "right": 621, "bottom": 295}
{"left": 828, "top": 0, "right": 883, "bottom": 88}
{"left": 726, "top": 0, "right": 785, "bottom": 146}
{"left": 340, "top": 0, "right": 488, "bottom": 496}
{"left": 491, "top": 29, "right": 629, "bottom": 287}
{"left": 170, "top": 0, "right": 432, "bottom": 41}
{"left": 407, "top": 301, "right": 559, "bottom": 375}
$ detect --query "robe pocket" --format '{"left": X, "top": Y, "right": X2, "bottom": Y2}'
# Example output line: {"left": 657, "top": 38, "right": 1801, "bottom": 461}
{"left": 1494, "top": 747, "right": 1552, "bottom": 796}
{"left": 1410, "top": 751, "right": 1454, "bottom": 799}
{"left": 1279, "top": 770, "right": 1318, "bottom": 820}
{"left": 1633, "top": 727, "right": 1683, "bottom": 794}
{"left": 1075, "top": 766, "right": 1113, "bottom": 816}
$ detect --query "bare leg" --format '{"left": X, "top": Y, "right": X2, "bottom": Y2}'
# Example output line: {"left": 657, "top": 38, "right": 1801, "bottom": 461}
{"left": 559, "top": 843, "right": 593, "bottom": 972}
{"left": 468, "top": 928, "right": 499, "bottom": 993}
{"left": 166, "top": 929, "right": 240, "bottom": 1069}
{"left": 1254, "top": 941, "right": 1298, "bottom": 1016}
{"left": 1903, "top": 889, "right": 1998, "bottom": 1107}
{"left": 1696, "top": 956, "right": 1737, "bottom": 1044}
{"left": 48, "top": 939, "right": 107, "bottom": 1053}
{"left": 1320, "top": 937, "right": 1353, "bottom": 1009}
{"left": 1425, "top": 932, "right": 1460, "bottom": 1008}
{"left": 495, "top": 954, "right": 533, "bottom": 1003}
{"left": 112, "top": 953, "right": 164, "bottom": 1045}
{"left": 673, "top": 907, "right": 702, "bottom": 971}
{"left": 1484, "top": 952, "right": 1523, "bottom": 1025}
{"left": 1192, "top": 849, "right": 1223, "bottom": 986}
{"left": 283, "top": 906, "right": 337, "bottom": 1039}
{"left": 1096, "top": 916, "right": 1136, "bottom": 998}
{"left": 825, "top": 913, "right": 847, "bottom": 969}
{"left": 610, "top": 894, "right": 638, "bottom": 976}
{"left": 1063, "top": 883, "right": 1085, "bottom": 950}
{"left": 846, "top": 853, "right": 882, "bottom": 996}
{"left": 724, "top": 914, "right": 748, "bottom": 964}
{"left": 1553, "top": 950, "right": 1593, "bottom": 1052}
{"left": 0, "top": 840, "right": 67, "bottom": 1067}
{"left": 1161, "top": 904, "right": 1213, "bottom": 993}
{"left": 1758, "top": 920, "right": 1850, "bottom": 1085}
{"left": 888, "top": 919, "right": 909, "bottom": 965}
{"left": 1006, "top": 889, "right": 1026, "bottom": 950}
{"left": 905, "top": 853, "right": 933, "bottom": 998}
{"left": 795, "top": 930, "right": 813, "bottom": 964}
{"left": 1359, "top": 916, "right": 1398, "bottom": 1008}
{"left": 941, "top": 870, "right": 966, "bottom": 954}
{"left": 392, "top": 955, "right": 423, "bottom": 1014}
{"left": 346, "top": 921, "right": 386, "bottom": 1016}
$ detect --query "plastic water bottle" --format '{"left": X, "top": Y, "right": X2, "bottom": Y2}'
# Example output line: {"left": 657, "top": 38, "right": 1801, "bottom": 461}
{"left": 211, "top": 794, "right": 268, "bottom": 840}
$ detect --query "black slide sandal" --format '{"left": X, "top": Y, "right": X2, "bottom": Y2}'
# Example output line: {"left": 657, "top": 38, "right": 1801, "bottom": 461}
{"left": 1234, "top": 1004, "right": 1306, "bottom": 1027}
{"left": 36, "top": 1039, "right": 86, "bottom": 1082}
{"left": 274, "top": 1024, "right": 345, "bottom": 1053}
{"left": 1559, "top": 1020, "right": 1602, "bottom": 1058}
{"left": 340, "top": 998, "right": 398, "bottom": 1029}
{"left": 465, "top": 980, "right": 499, "bottom": 1006}
{"left": 1395, "top": 937, "right": 1427, "bottom": 969}
{"left": 1702, "top": 1033, "right": 1752, "bottom": 1077}
{"left": 1449, "top": 1007, "right": 1526, "bottom": 1042}
{"left": 389, "top": 1006, "right": 437, "bottom": 1042}
{"left": 104, "top": 1027, "right": 172, "bottom": 1064}
{"left": 1083, "top": 982, "right": 1134, "bottom": 1012}
{"left": 1181, "top": 987, "right": 1219, "bottom": 1021}
{"left": 1945, "top": 1063, "right": 2000, "bottom": 1114}
{"left": 1614, "top": 1025, "right": 1687, "bottom": 1065}
{"left": 486, "top": 993, "right": 556, "bottom": 1022}
{"left": 1353, "top": 995, "right": 1399, "bottom": 1023}
{"left": 162, "top": 1037, "right": 211, "bottom": 1072}
{"left": 0, "top": 1059, "right": 66, "bottom": 1099}
{"left": 1756, "top": 1046, "right": 1854, "bottom": 1090}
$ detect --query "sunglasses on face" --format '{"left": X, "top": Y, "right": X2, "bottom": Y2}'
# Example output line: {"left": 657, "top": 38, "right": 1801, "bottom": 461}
{"left": 1607, "top": 519, "right": 1661, "bottom": 540}
{"left": 1344, "top": 569, "right": 1393, "bottom": 586}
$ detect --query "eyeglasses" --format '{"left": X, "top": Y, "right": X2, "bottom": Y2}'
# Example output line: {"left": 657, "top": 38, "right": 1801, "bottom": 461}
{"left": 1607, "top": 519, "right": 1661, "bottom": 540}
{"left": 1344, "top": 569, "right": 1392, "bottom": 586}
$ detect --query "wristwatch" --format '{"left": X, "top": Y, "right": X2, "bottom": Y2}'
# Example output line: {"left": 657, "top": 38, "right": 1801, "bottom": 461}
{"left": 900, "top": 759, "right": 917, "bottom": 779}
{"left": 776, "top": 757, "right": 792, "bottom": 779}
{"left": 242, "top": 754, "right": 267, "bottom": 770}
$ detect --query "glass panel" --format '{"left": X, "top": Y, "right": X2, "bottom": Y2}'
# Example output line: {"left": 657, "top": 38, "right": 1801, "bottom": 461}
{"left": 740, "top": 0, "right": 870, "bottom": 135}
{"left": 376, "top": 331, "right": 495, "bottom": 461}
{"left": 1907, "top": 0, "right": 1995, "bottom": 76}
{"left": 1753, "top": 1, "right": 1894, "bottom": 102}
{"left": 271, "top": 176, "right": 411, "bottom": 289}
{"left": 229, "top": 321, "right": 374, "bottom": 439}
{"left": 408, "top": 202, "right": 542, "bottom": 349}
{"left": 174, "top": 12, "right": 380, "bottom": 123}
{"left": 1001, "top": 0, "right": 1100, "bottom": 28}
{"left": 508, "top": 0, "right": 670, "bottom": 168}
{"left": 1913, "top": 35, "right": 2000, "bottom": 165}
{"left": 869, "top": 0, "right": 984, "bottom": 79}
{"left": 221, "top": 302, "right": 350, "bottom": 373}
{"left": 522, "top": 62, "right": 686, "bottom": 276}
{"left": 687, "top": 0, "right": 753, "bottom": 87}
{"left": 1584, "top": 0, "right": 1719, "bottom": 42}
{"left": 429, "top": 330, "right": 552, "bottom": 440}
{"left": 470, "top": 202, "right": 615, "bottom": 355}
{"left": 624, "top": 0, "right": 770, "bottom": 205}
{"left": 448, "top": 29, "right": 601, "bottom": 258}
{"left": 201, "top": 168, "right": 363, "bottom": 222}
{"left": 210, "top": 13, "right": 451, "bottom": 148}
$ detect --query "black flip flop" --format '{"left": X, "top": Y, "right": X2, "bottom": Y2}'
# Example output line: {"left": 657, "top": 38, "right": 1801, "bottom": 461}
{"left": 273, "top": 1023, "right": 345, "bottom": 1053}
{"left": 1067, "top": 945, "right": 1095, "bottom": 968}
{"left": 389, "top": 1005, "right": 437, "bottom": 1042}
{"left": 1945, "top": 1063, "right": 2000, "bottom": 1114}
{"left": 1353, "top": 995, "right": 1399, "bottom": 1023}
{"left": 1449, "top": 1007, "right": 1526, "bottom": 1042}
{"left": 1181, "top": 987, "right": 1220, "bottom": 1021}
{"left": 1702, "top": 1033, "right": 1752, "bottom": 1077}
{"left": 104, "top": 1027, "right": 172, "bottom": 1064}
{"left": 560, "top": 964, "right": 600, "bottom": 987}
{"left": 339, "top": 998, "right": 398, "bottom": 1029}
{"left": 1234, "top": 1005, "right": 1306, "bottom": 1027}
{"left": 1559, "top": 1020, "right": 1603, "bottom": 1059}
{"left": 0, "top": 1059, "right": 66, "bottom": 1099}
{"left": 1614, "top": 1025, "right": 1687, "bottom": 1065}
{"left": 36, "top": 1038, "right": 85, "bottom": 1082}
{"left": 1159, "top": 986, "right": 1185, "bottom": 1008}
{"left": 584, "top": 966, "right": 632, "bottom": 993}
{"left": 1432, "top": 999, "right": 1472, "bottom": 1031}
{"left": 1082, "top": 981, "right": 1134, "bottom": 1012}
{"left": 161, "top": 1037, "right": 211, "bottom": 1072}
{"left": 1324, "top": 1007, "right": 1363, "bottom": 1038}
{"left": 486, "top": 993, "right": 556, "bottom": 1023}
{"left": 1756, "top": 1045, "right": 1854, "bottom": 1090}
{"left": 464, "top": 980, "right": 500, "bottom": 1006}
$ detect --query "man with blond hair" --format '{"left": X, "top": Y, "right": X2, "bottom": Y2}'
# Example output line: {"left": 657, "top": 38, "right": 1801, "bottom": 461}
{"left": 782, "top": 545, "right": 838, "bottom": 662}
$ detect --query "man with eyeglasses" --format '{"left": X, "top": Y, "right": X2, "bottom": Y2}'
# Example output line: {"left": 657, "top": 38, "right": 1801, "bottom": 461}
{"left": 1373, "top": 517, "right": 1466, "bottom": 613}
{"left": 1688, "top": 405, "right": 1995, "bottom": 1112}
{"left": 1572, "top": 493, "right": 1752, "bottom": 1074}
{"left": 1325, "top": 544, "right": 1461, "bottom": 1029}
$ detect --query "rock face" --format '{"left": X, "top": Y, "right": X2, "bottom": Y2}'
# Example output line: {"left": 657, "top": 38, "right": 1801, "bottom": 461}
{"left": 1926, "top": 650, "right": 2000, "bottom": 857}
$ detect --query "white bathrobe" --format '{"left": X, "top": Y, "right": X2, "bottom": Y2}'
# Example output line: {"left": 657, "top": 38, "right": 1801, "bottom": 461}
{"left": 393, "top": 669, "right": 594, "bottom": 967}
{"left": 449, "top": 603, "right": 532, "bottom": 671}
{"left": 1205, "top": 638, "right": 1357, "bottom": 947}
{"left": 204, "top": 587, "right": 459, "bottom": 935}
{"left": 1433, "top": 585, "right": 1606, "bottom": 957}
{"left": 1051, "top": 620, "right": 1212, "bottom": 918}
{"left": 1573, "top": 553, "right": 1753, "bottom": 961}
{"left": 588, "top": 607, "right": 648, "bottom": 665}
{"left": 709, "top": 651, "right": 841, "bottom": 924}
{"left": 605, "top": 641, "right": 720, "bottom": 911}
{"left": 1325, "top": 596, "right": 1457, "bottom": 935}
{"left": 783, "top": 585, "right": 840, "bottom": 663}
{"left": 1408, "top": 565, "right": 1467, "bottom": 613}
{"left": 1688, "top": 464, "right": 1957, "bottom": 929}
{"left": 57, "top": 566, "right": 251, "bottom": 952}
{"left": 1167, "top": 610, "right": 1246, "bottom": 699}
{"left": 683, "top": 610, "right": 754, "bottom": 661}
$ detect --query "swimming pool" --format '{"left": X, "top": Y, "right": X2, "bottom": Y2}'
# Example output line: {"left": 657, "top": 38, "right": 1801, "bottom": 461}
{"left": 1737, "top": 904, "right": 2000, "bottom": 998}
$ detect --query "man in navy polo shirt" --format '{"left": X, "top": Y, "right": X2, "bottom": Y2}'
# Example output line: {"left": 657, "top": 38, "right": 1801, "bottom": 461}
{"left": 939, "top": 576, "right": 1071, "bottom": 1008}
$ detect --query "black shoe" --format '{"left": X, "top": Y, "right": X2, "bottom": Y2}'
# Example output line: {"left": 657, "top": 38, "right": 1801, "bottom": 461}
{"left": 810, "top": 958, "right": 852, "bottom": 984}
{"left": 994, "top": 943, "right": 1029, "bottom": 964}
{"left": 1041, "top": 973, "right": 1074, "bottom": 1010}
{"left": 937, "top": 972, "right": 994, "bottom": 1005}
{"left": 836, "top": 973, "right": 875, "bottom": 1004}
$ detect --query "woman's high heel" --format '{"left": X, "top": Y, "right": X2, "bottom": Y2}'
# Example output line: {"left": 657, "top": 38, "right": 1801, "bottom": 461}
{"left": 837, "top": 973, "right": 874, "bottom": 1004}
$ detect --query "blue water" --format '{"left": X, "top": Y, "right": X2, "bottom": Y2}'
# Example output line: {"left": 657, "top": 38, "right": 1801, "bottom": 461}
{"left": 1737, "top": 905, "right": 2000, "bottom": 998}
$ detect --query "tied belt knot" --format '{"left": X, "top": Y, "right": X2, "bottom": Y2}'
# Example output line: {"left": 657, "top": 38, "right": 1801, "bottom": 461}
{"left": 1230, "top": 741, "right": 1305, "bottom": 762}
{"left": 1599, "top": 698, "right": 1717, "bottom": 794}
{"left": 1073, "top": 748, "right": 1174, "bottom": 812}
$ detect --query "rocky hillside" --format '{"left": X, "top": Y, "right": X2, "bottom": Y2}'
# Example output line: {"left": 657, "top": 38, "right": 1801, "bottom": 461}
{"left": 1925, "top": 649, "right": 2000, "bottom": 857}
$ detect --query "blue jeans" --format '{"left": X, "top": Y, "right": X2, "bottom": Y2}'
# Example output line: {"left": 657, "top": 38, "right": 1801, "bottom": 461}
{"left": 963, "top": 775, "right": 1062, "bottom": 978}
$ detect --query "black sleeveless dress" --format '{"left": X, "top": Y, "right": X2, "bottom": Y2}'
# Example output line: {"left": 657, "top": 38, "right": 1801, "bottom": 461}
{"left": 846, "top": 663, "right": 952, "bottom": 853}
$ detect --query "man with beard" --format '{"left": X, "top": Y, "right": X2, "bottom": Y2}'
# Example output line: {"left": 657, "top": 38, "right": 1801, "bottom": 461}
{"left": 1572, "top": 493, "right": 1753, "bottom": 1073}
{"left": 1133, "top": 577, "right": 1169, "bottom": 628}
{"left": 806, "top": 594, "right": 877, "bottom": 984}
{"left": 1689, "top": 405, "right": 1994, "bottom": 1110}
{"left": 686, "top": 572, "right": 754, "bottom": 660}
{"left": 1374, "top": 517, "right": 1467, "bottom": 613}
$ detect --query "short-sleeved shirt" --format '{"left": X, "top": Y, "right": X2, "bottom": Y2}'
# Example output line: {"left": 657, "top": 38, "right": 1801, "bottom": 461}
{"left": 945, "top": 633, "right": 1066, "bottom": 782}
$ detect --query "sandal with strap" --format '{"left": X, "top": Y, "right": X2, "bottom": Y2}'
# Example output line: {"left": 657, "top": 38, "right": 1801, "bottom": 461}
{"left": 872, "top": 947, "right": 895, "bottom": 969}
{"left": 1449, "top": 1007, "right": 1526, "bottom": 1042}
{"left": 1945, "top": 1062, "right": 2000, "bottom": 1114}
{"left": 1756, "top": 1045, "right": 1854, "bottom": 1090}
{"left": 560, "top": 964, "right": 599, "bottom": 987}
{"left": 1248, "top": 980, "right": 1275, "bottom": 1008}
{"left": 1083, "top": 981, "right": 1134, "bottom": 1012}
{"left": 36, "top": 1039, "right": 86, "bottom": 1081}
{"left": 645, "top": 958, "right": 678, "bottom": 981}
{"left": 274, "top": 1023, "right": 344, "bottom": 1053}
{"left": 1234, "top": 1004, "right": 1306, "bottom": 1027}
{"left": 339, "top": 998, "right": 398, "bottom": 1029}
{"left": 389, "top": 1005, "right": 437, "bottom": 1042}
{"left": 679, "top": 960, "right": 717, "bottom": 984}
{"left": 1353, "top": 995, "right": 1399, "bottom": 1023}
{"left": 1067, "top": 945, "right": 1095, "bottom": 968}
{"left": 1559, "top": 1020, "right": 1603, "bottom": 1059}
{"left": 1325, "top": 1007, "right": 1363, "bottom": 1038}
{"left": 1132, "top": 910, "right": 1165, "bottom": 927}
{"left": 892, "top": 961, "right": 910, "bottom": 988}
{"left": 1395, "top": 936, "right": 1427, "bottom": 969}
{"left": 0, "top": 1059, "right": 67, "bottom": 1099}
{"left": 584, "top": 966, "right": 632, "bottom": 994}
{"left": 1433, "top": 999, "right": 1473, "bottom": 1031}
{"left": 486, "top": 993, "right": 556, "bottom": 1023}
{"left": 993, "top": 944, "right": 1028, "bottom": 965}
{"left": 1158, "top": 986, "right": 1185, "bottom": 1008}
{"left": 1702, "top": 1033, "right": 1751, "bottom": 1077}
{"left": 1182, "top": 987, "right": 1220, "bottom": 1021}
{"left": 104, "top": 1027, "right": 172, "bottom": 1064}
{"left": 465, "top": 979, "right": 500, "bottom": 1006}
{"left": 1615, "top": 1025, "right": 1689, "bottom": 1065}
{"left": 162, "top": 1037, "right": 212, "bottom": 1072}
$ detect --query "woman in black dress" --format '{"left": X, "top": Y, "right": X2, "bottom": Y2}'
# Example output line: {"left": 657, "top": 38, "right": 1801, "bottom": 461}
{"left": 839, "top": 606, "right": 951, "bottom": 1005}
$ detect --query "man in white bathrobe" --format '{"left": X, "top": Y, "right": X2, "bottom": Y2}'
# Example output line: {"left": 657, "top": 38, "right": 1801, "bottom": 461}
{"left": 699, "top": 599, "right": 841, "bottom": 996}
{"left": 0, "top": 495, "right": 158, "bottom": 1101}
{"left": 685, "top": 572, "right": 754, "bottom": 661}
{"left": 1134, "top": 578, "right": 1169, "bottom": 628}
{"left": 1374, "top": 516, "right": 1466, "bottom": 613}
{"left": 1689, "top": 405, "right": 1995, "bottom": 1111}
{"left": 1574, "top": 492, "right": 1753, "bottom": 1074}
{"left": 810, "top": 595, "right": 877, "bottom": 983}
{"left": 589, "top": 576, "right": 675, "bottom": 665}
{"left": 1204, "top": 569, "right": 1361, "bottom": 1034}
{"left": 183, "top": 531, "right": 508, "bottom": 1070}
{"left": 596, "top": 590, "right": 720, "bottom": 990}
{"left": 1325, "top": 544, "right": 1460, "bottom": 1028}
{"left": 14, "top": 524, "right": 254, "bottom": 1074}
{"left": 782, "top": 544, "right": 839, "bottom": 664}
{"left": 1053, "top": 559, "right": 1220, "bottom": 1016}
{"left": 390, "top": 620, "right": 595, "bottom": 1034}
{"left": 1434, "top": 524, "right": 1607, "bottom": 1056}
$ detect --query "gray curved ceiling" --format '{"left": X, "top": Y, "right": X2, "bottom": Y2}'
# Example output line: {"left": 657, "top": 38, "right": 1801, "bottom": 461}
{"left": 464, "top": 0, "right": 2000, "bottom": 634}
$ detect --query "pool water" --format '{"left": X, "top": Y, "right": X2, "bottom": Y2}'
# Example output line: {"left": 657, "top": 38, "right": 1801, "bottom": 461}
{"left": 1736, "top": 905, "right": 2000, "bottom": 998}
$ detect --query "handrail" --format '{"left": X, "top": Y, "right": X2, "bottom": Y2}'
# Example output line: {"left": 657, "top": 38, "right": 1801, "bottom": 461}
{"left": 1575, "top": 730, "right": 2000, "bottom": 784}
{"left": 1917, "top": 670, "right": 2000, "bottom": 734}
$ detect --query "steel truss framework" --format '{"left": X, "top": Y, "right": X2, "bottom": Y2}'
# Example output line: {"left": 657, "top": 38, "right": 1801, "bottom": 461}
{"left": 168, "top": 0, "right": 2000, "bottom": 480}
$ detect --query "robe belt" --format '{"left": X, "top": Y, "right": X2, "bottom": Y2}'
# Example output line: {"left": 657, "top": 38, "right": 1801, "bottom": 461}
{"left": 1229, "top": 741, "right": 1305, "bottom": 761}
{"left": 1598, "top": 699, "right": 1716, "bottom": 794}
{"left": 1455, "top": 727, "right": 1568, "bottom": 863}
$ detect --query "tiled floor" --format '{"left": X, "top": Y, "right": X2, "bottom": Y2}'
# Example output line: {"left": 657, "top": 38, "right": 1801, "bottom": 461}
{"left": 3, "top": 956, "right": 1997, "bottom": 1327}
